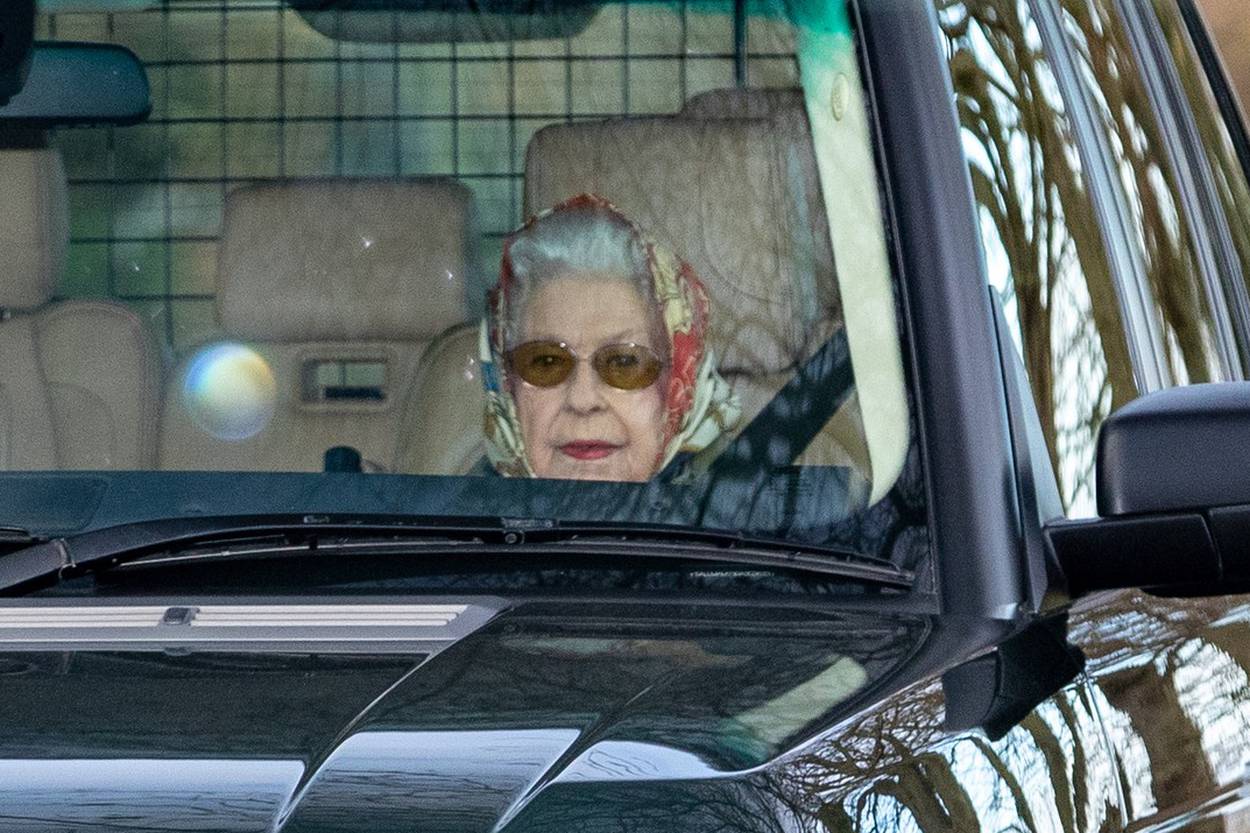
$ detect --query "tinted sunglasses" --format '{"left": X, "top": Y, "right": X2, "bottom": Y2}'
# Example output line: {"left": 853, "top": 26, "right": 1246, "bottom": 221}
{"left": 506, "top": 340, "right": 665, "bottom": 390}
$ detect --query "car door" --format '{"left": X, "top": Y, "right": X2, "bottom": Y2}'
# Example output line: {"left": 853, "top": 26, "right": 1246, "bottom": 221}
{"left": 1067, "top": 1, "right": 1250, "bottom": 829}
{"left": 941, "top": 0, "right": 1250, "bottom": 829}
{"left": 1075, "top": 592, "right": 1250, "bottom": 833}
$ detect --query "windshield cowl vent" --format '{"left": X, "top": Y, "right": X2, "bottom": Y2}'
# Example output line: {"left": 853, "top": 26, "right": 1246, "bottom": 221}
{"left": 0, "top": 601, "right": 499, "bottom": 653}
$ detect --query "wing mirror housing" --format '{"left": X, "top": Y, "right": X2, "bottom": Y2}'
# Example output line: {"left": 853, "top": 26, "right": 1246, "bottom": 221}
{"left": 1047, "top": 383, "right": 1250, "bottom": 597}
{"left": 943, "top": 614, "right": 1085, "bottom": 740}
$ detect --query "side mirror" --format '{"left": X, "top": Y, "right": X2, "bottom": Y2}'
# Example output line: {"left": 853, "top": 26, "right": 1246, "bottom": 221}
{"left": 0, "top": 42, "right": 150, "bottom": 127}
{"left": 1046, "top": 383, "right": 1250, "bottom": 597}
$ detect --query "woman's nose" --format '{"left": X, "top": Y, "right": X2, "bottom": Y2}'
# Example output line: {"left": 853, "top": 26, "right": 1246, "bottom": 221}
{"left": 562, "top": 360, "right": 608, "bottom": 413}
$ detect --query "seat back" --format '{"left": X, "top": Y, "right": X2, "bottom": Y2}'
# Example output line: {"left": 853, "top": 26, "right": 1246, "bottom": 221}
{"left": 676, "top": 87, "right": 869, "bottom": 473}
{"left": 394, "top": 322, "right": 483, "bottom": 475}
{"left": 159, "top": 178, "right": 474, "bottom": 472}
{"left": 0, "top": 148, "right": 160, "bottom": 470}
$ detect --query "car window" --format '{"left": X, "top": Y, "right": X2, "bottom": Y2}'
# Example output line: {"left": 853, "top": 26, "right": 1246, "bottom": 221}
{"left": 1146, "top": 0, "right": 1250, "bottom": 356}
{"left": 939, "top": 0, "right": 1243, "bottom": 516}
{"left": 0, "top": 0, "right": 921, "bottom": 567}
{"left": 1060, "top": 0, "right": 1235, "bottom": 386}
{"left": 938, "top": 0, "right": 1135, "bottom": 515}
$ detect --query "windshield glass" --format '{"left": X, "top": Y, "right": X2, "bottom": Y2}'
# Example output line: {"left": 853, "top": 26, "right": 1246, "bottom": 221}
{"left": 4, "top": 0, "right": 922, "bottom": 569}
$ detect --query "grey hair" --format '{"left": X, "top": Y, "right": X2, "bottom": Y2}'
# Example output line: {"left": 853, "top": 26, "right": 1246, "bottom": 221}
{"left": 503, "top": 204, "right": 659, "bottom": 348}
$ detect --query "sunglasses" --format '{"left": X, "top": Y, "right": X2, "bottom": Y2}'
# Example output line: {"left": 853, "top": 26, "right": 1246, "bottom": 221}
{"left": 506, "top": 340, "right": 665, "bottom": 390}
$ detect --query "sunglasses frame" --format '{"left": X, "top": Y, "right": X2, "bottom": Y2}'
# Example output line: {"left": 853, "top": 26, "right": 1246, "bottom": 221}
{"left": 506, "top": 340, "right": 667, "bottom": 391}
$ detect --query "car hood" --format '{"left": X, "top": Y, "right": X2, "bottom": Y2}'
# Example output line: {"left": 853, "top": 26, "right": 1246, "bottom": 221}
{"left": 0, "top": 598, "right": 921, "bottom": 833}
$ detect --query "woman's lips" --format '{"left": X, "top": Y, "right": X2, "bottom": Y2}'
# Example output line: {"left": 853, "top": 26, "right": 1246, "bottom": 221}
{"left": 559, "top": 441, "right": 622, "bottom": 461}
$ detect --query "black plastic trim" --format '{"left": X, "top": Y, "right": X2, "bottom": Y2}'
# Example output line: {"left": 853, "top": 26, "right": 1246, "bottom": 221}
{"left": 1046, "top": 513, "right": 1218, "bottom": 596}
{"left": 991, "top": 289, "right": 1065, "bottom": 608}
{"left": 1206, "top": 504, "right": 1250, "bottom": 581}
{"left": 856, "top": 0, "right": 1023, "bottom": 618}
{"left": 0, "top": 513, "right": 913, "bottom": 596}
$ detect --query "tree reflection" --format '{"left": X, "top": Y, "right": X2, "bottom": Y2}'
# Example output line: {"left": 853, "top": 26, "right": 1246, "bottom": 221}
{"left": 1154, "top": 0, "right": 1250, "bottom": 348}
{"left": 1062, "top": 0, "right": 1222, "bottom": 383}
{"left": 938, "top": 0, "right": 1225, "bottom": 513}
{"left": 756, "top": 671, "right": 1117, "bottom": 833}
{"left": 1075, "top": 591, "right": 1250, "bottom": 833}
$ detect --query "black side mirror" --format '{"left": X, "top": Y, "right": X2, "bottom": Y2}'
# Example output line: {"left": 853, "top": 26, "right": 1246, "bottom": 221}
{"left": 1046, "top": 383, "right": 1250, "bottom": 597}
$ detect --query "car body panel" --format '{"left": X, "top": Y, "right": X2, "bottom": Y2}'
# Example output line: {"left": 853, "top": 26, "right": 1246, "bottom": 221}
{"left": 17, "top": 592, "right": 1248, "bottom": 833}
{"left": 0, "top": 600, "right": 927, "bottom": 832}
{"left": 1076, "top": 589, "right": 1250, "bottom": 833}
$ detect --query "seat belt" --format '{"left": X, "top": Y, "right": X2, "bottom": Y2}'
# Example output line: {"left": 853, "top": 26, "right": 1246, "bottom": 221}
{"left": 702, "top": 326, "right": 855, "bottom": 477}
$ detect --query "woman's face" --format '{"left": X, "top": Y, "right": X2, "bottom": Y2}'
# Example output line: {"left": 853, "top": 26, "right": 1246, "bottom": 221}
{"left": 513, "top": 274, "right": 666, "bottom": 481}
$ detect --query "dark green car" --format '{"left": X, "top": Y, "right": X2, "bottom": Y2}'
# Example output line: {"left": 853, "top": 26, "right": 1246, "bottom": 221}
{"left": 2, "top": 0, "right": 1250, "bottom": 830}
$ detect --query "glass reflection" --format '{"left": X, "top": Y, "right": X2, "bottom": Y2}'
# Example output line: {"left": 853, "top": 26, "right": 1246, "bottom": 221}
{"left": 760, "top": 675, "right": 1117, "bottom": 832}
{"left": 939, "top": 0, "right": 1237, "bottom": 516}
{"left": 1078, "top": 591, "right": 1250, "bottom": 831}
{"left": 182, "top": 342, "right": 277, "bottom": 441}
{"left": 1149, "top": 0, "right": 1250, "bottom": 357}
{"left": 1059, "top": 0, "right": 1226, "bottom": 385}
{"left": 938, "top": 0, "right": 1135, "bottom": 515}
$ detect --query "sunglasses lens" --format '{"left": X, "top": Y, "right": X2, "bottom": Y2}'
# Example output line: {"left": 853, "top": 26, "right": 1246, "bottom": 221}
{"left": 594, "top": 344, "right": 663, "bottom": 390}
{"left": 509, "top": 341, "right": 576, "bottom": 387}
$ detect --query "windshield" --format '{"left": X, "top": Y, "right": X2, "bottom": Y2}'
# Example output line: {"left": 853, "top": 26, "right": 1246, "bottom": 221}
{"left": 3, "top": 0, "right": 922, "bottom": 570}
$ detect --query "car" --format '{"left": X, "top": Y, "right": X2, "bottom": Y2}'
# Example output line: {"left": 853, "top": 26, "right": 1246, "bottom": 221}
{"left": 1, "top": 0, "right": 1249, "bottom": 830}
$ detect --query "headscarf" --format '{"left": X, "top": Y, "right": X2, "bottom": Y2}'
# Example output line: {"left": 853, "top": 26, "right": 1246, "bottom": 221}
{"left": 479, "top": 194, "right": 741, "bottom": 478}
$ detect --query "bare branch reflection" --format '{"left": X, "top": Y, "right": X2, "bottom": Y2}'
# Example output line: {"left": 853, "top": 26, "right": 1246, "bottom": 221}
{"left": 939, "top": 0, "right": 1226, "bottom": 513}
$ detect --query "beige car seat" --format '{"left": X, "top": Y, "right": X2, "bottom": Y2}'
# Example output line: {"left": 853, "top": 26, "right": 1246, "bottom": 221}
{"left": 393, "top": 319, "right": 485, "bottom": 474}
{"left": 0, "top": 148, "right": 160, "bottom": 470}
{"left": 159, "top": 179, "right": 473, "bottom": 472}
{"left": 396, "top": 91, "right": 869, "bottom": 479}
{"left": 677, "top": 87, "right": 870, "bottom": 474}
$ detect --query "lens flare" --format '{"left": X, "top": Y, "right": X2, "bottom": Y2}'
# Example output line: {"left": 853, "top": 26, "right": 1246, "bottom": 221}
{"left": 182, "top": 343, "right": 277, "bottom": 441}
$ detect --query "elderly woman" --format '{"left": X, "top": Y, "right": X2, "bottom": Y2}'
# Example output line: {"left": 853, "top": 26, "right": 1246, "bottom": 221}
{"left": 479, "top": 194, "right": 741, "bottom": 481}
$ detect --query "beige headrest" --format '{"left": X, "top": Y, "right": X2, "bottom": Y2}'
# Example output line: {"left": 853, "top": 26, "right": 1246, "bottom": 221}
{"left": 0, "top": 149, "right": 68, "bottom": 311}
{"left": 524, "top": 112, "right": 837, "bottom": 374}
{"left": 218, "top": 179, "right": 472, "bottom": 342}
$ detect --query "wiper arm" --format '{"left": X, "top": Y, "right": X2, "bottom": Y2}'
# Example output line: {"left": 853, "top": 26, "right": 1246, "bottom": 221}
{"left": 0, "top": 514, "right": 501, "bottom": 594}
{"left": 517, "top": 522, "right": 910, "bottom": 586}
{"left": 0, "top": 526, "right": 42, "bottom": 554}
{"left": 0, "top": 515, "right": 911, "bottom": 594}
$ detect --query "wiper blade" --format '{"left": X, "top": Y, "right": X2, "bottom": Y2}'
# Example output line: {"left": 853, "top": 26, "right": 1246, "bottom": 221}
{"left": 0, "top": 514, "right": 498, "bottom": 594}
{"left": 0, "top": 514, "right": 911, "bottom": 594}
{"left": 515, "top": 521, "right": 909, "bottom": 585}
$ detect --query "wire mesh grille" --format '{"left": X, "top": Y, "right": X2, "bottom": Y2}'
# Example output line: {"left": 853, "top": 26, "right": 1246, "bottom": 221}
{"left": 40, "top": 1, "right": 799, "bottom": 352}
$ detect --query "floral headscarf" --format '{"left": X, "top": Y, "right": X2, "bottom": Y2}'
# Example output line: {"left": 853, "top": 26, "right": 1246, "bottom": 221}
{"left": 479, "top": 193, "right": 741, "bottom": 478}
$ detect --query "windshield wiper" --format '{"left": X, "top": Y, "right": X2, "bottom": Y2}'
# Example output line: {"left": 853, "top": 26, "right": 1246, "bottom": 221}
{"left": 0, "top": 526, "right": 43, "bottom": 556}
{"left": 0, "top": 514, "right": 911, "bottom": 594}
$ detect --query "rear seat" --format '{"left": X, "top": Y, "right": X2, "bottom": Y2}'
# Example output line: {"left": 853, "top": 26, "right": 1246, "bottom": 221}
{"left": 159, "top": 179, "right": 472, "bottom": 472}
{"left": 397, "top": 91, "right": 869, "bottom": 478}
{"left": 0, "top": 148, "right": 160, "bottom": 470}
